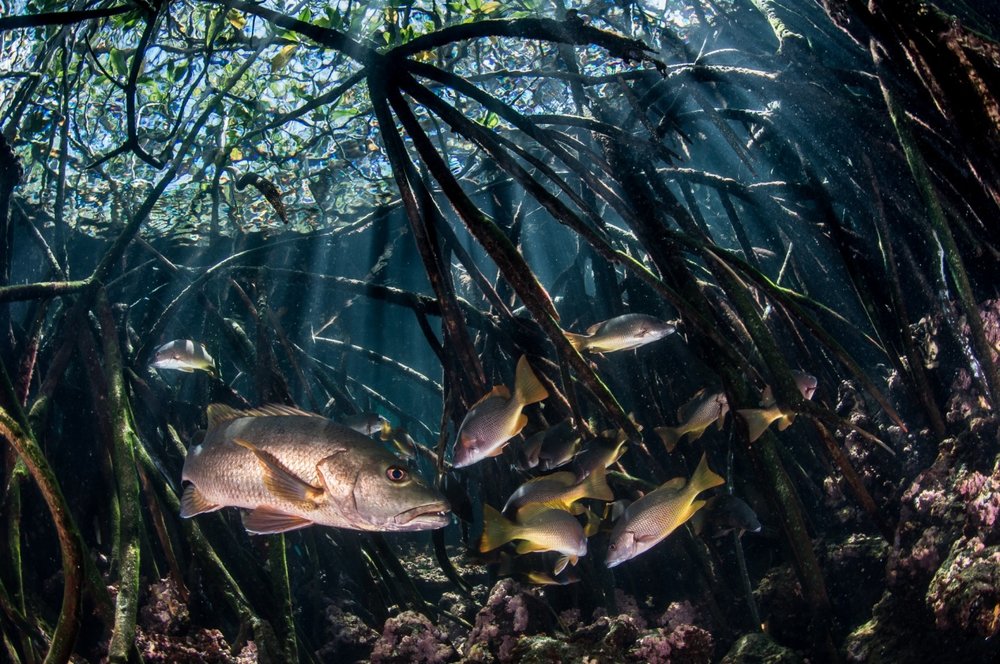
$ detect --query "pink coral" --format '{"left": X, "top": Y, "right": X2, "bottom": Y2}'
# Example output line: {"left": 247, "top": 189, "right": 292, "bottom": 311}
{"left": 926, "top": 537, "right": 1000, "bottom": 638}
{"left": 369, "top": 611, "right": 456, "bottom": 664}
{"left": 657, "top": 601, "right": 698, "bottom": 630}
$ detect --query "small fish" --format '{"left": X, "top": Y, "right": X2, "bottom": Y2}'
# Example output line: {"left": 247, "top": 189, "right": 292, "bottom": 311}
{"left": 571, "top": 431, "right": 630, "bottom": 481}
{"left": 340, "top": 412, "right": 389, "bottom": 436}
{"left": 654, "top": 390, "right": 729, "bottom": 452}
{"left": 737, "top": 371, "right": 818, "bottom": 442}
{"left": 380, "top": 425, "right": 418, "bottom": 461}
{"left": 564, "top": 313, "right": 676, "bottom": 354}
{"left": 480, "top": 505, "right": 587, "bottom": 575}
{"left": 690, "top": 494, "right": 762, "bottom": 538}
{"left": 453, "top": 356, "right": 549, "bottom": 468}
{"left": 151, "top": 339, "right": 217, "bottom": 376}
{"left": 606, "top": 453, "right": 724, "bottom": 568}
{"left": 180, "top": 404, "right": 450, "bottom": 533}
{"left": 521, "top": 419, "right": 582, "bottom": 471}
{"left": 496, "top": 552, "right": 582, "bottom": 586}
{"left": 502, "top": 468, "right": 614, "bottom": 517}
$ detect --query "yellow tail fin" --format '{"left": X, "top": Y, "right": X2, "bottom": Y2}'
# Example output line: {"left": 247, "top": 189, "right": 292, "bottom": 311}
{"left": 777, "top": 413, "right": 797, "bottom": 431}
{"left": 655, "top": 425, "right": 682, "bottom": 452}
{"left": 579, "top": 466, "right": 614, "bottom": 503}
{"left": 563, "top": 331, "right": 589, "bottom": 352}
{"left": 689, "top": 453, "right": 725, "bottom": 495}
{"left": 480, "top": 504, "right": 517, "bottom": 553}
{"left": 737, "top": 407, "right": 784, "bottom": 443}
{"left": 513, "top": 355, "right": 549, "bottom": 407}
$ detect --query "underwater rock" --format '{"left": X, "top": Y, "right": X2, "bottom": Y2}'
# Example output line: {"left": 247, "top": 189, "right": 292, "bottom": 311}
{"left": 626, "top": 624, "right": 713, "bottom": 663}
{"left": 720, "top": 632, "right": 803, "bottom": 663}
{"left": 369, "top": 610, "right": 458, "bottom": 664}
{"left": 846, "top": 406, "right": 1000, "bottom": 662}
{"left": 753, "top": 565, "right": 809, "bottom": 652}
{"left": 133, "top": 578, "right": 256, "bottom": 664}
{"left": 925, "top": 536, "right": 1000, "bottom": 638}
{"left": 315, "top": 604, "right": 378, "bottom": 663}
{"left": 464, "top": 578, "right": 551, "bottom": 662}
{"left": 820, "top": 534, "right": 889, "bottom": 633}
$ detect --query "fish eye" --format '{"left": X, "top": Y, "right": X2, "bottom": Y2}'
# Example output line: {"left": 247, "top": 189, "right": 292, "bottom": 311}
{"left": 386, "top": 465, "right": 408, "bottom": 482}
{"left": 609, "top": 543, "right": 617, "bottom": 551}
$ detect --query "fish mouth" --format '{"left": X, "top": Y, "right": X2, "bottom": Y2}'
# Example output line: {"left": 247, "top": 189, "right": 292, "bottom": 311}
{"left": 394, "top": 501, "right": 452, "bottom": 529}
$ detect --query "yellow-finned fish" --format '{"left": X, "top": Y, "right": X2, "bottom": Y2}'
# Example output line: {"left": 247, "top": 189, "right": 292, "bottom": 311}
{"left": 502, "top": 468, "right": 614, "bottom": 517}
{"left": 564, "top": 313, "right": 676, "bottom": 354}
{"left": 452, "top": 355, "right": 549, "bottom": 468}
{"left": 737, "top": 371, "right": 818, "bottom": 442}
{"left": 151, "top": 339, "right": 217, "bottom": 376}
{"left": 654, "top": 389, "right": 729, "bottom": 452}
{"left": 180, "top": 404, "right": 450, "bottom": 534}
{"left": 571, "top": 430, "right": 630, "bottom": 481}
{"left": 605, "top": 453, "right": 724, "bottom": 567}
{"left": 480, "top": 505, "right": 587, "bottom": 574}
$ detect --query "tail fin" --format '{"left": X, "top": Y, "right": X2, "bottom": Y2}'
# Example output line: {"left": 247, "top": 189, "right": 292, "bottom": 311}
{"left": 689, "top": 453, "right": 725, "bottom": 495}
{"left": 480, "top": 504, "right": 517, "bottom": 553}
{"left": 579, "top": 466, "right": 615, "bottom": 503}
{"left": 513, "top": 355, "right": 549, "bottom": 407}
{"left": 737, "top": 407, "right": 784, "bottom": 443}
{"left": 563, "top": 331, "right": 589, "bottom": 352}
{"left": 655, "top": 425, "right": 682, "bottom": 452}
{"left": 777, "top": 413, "right": 797, "bottom": 431}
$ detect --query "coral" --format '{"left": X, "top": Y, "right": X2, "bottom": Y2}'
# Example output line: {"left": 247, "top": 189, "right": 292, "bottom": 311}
{"left": 926, "top": 536, "right": 1000, "bottom": 638}
{"left": 464, "top": 579, "right": 551, "bottom": 663}
{"left": 370, "top": 611, "right": 457, "bottom": 664}
{"left": 140, "top": 578, "right": 190, "bottom": 636}
{"left": 315, "top": 604, "right": 378, "bottom": 663}
{"left": 627, "top": 624, "right": 712, "bottom": 664}
{"left": 132, "top": 577, "right": 255, "bottom": 664}
{"left": 656, "top": 601, "right": 698, "bottom": 630}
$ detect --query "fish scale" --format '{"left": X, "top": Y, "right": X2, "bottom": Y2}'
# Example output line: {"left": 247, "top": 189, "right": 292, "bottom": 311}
{"left": 181, "top": 409, "right": 450, "bottom": 533}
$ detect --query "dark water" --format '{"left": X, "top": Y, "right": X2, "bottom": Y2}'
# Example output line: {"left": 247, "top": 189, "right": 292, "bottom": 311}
{"left": 2, "top": 1, "right": 1000, "bottom": 662}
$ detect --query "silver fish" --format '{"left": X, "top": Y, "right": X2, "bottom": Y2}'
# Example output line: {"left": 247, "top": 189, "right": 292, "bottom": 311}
{"left": 453, "top": 356, "right": 549, "bottom": 468}
{"left": 180, "top": 404, "right": 450, "bottom": 534}
{"left": 655, "top": 390, "right": 729, "bottom": 452}
{"left": 151, "top": 339, "right": 216, "bottom": 375}
{"left": 564, "top": 313, "right": 676, "bottom": 354}
{"left": 606, "top": 453, "right": 724, "bottom": 567}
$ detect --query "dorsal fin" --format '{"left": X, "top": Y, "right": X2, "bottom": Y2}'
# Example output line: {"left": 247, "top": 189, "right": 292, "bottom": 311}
{"left": 207, "top": 402, "right": 317, "bottom": 428}
{"left": 468, "top": 385, "right": 511, "bottom": 410}
{"left": 585, "top": 321, "right": 604, "bottom": 335}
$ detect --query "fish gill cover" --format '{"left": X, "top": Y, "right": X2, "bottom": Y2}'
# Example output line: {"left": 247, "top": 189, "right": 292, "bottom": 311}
{"left": 1, "top": 0, "right": 1000, "bottom": 662}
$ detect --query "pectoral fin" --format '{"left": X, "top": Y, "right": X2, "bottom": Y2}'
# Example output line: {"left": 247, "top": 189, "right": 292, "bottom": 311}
{"left": 180, "top": 484, "right": 221, "bottom": 518}
{"left": 242, "top": 507, "right": 314, "bottom": 534}
{"left": 234, "top": 438, "right": 324, "bottom": 506}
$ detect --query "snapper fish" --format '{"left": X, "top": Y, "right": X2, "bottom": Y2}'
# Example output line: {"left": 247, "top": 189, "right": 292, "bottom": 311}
{"left": 737, "top": 371, "right": 818, "bottom": 443}
{"left": 452, "top": 355, "right": 549, "bottom": 468}
{"left": 502, "top": 468, "right": 614, "bottom": 518}
{"left": 564, "top": 313, "right": 676, "bottom": 354}
{"left": 180, "top": 404, "right": 450, "bottom": 534}
{"left": 654, "top": 389, "right": 730, "bottom": 452}
{"left": 605, "top": 453, "right": 724, "bottom": 568}
{"left": 151, "top": 339, "right": 217, "bottom": 376}
{"left": 480, "top": 505, "right": 587, "bottom": 575}
{"left": 690, "top": 494, "right": 762, "bottom": 539}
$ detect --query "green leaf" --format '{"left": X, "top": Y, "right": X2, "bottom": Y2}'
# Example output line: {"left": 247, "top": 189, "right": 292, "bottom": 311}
{"left": 109, "top": 48, "right": 128, "bottom": 78}
{"left": 271, "top": 44, "right": 297, "bottom": 73}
